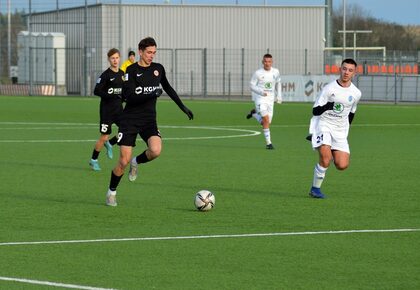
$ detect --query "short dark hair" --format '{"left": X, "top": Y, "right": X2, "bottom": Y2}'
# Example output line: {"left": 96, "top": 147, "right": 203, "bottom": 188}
{"left": 128, "top": 50, "right": 135, "bottom": 57}
{"left": 107, "top": 48, "right": 120, "bottom": 58}
{"left": 138, "top": 37, "right": 157, "bottom": 51}
{"left": 263, "top": 53, "right": 273, "bottom": 59}
{"left": 342, "top": 58, "right": 357, "bottom": 67}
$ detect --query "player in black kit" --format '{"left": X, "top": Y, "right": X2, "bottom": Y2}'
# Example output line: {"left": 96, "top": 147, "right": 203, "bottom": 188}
{"left": 89, "top": 48, "right": 124, "bottom": 171}
{"left": 105, "top": 37, "right": 193, "bottom": 206}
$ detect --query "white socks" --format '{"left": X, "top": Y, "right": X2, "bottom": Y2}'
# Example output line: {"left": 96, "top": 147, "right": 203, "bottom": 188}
{"left": 131, "top": 157, "right": 138, "bottom": 166}
{"left": 312, "top": 163, "right": 327, "bottom": 188}
{"left": 253, "top": 113, "right": 262, "bottom": 124}
{"left": 263, "top": 128, "right": 271, "bottom": 145}
{"left": 107, "top": 189, "right": 117, "bottom": 196}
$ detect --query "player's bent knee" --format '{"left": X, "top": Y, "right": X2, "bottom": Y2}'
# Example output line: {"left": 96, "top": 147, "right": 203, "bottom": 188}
{"left": 113, "top": 166, "right": 124, "bottom": 176}
{"left": 335, "top": 162, "right": 349, "bottom": 170}
{"left": 148, "top": 148, "right": 161, "bottom": 160}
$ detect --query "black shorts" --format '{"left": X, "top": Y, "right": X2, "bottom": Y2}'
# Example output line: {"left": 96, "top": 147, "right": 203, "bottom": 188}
{"left": 117, "top": 121, "right": 161, "bottom": 147}
{"left": 99, "top": 115, "right": 121, "bottom": 135}
{"left": 98, "top": 121, "right": 115, "bottom": 135}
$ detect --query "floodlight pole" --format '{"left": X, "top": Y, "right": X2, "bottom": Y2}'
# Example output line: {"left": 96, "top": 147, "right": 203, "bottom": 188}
{"left": 342, "top": 0, "right": 346, "bottom": 59}
{"left": 338, "top": 30, "right": 373, "bottom": 59}
{"left": 118, "top": 0, "right": 122, "bottom": 47}
{"left": 29, "top": 0, "right": 33, "bottom": 95}
{"left": 7, "top": 0, "right": 11, "bottom": 78}
{"left": 84, "top": 0, "right": 88, "bottom": 96}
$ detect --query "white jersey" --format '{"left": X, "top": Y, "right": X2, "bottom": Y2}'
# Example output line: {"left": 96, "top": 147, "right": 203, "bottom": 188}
{"left": 313, "top": 80, "right": 361, "bottom": 135}
{"left": 250, "top": 67, "right": 282, "bottom": 103}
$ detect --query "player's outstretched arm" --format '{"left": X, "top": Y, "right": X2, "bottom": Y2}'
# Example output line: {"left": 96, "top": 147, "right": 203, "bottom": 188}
{"left": 160, "top": 68, "right": 193, "bottom": 120}
{"left": 180, "top": 105, "right": 194, "bottom": 120}
{"left": 312, "top": 102, "right": 334, "bottom": 116}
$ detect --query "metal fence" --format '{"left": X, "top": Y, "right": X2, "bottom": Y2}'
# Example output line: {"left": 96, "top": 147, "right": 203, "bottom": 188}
{"left": 1, "top": 0, "right": 419, "bottom": 102}
{"left": 355, "top": 74, "right": 420, "bottom": 103}
{"left": 1, "top": 45, "right": 419, "bottom": 103}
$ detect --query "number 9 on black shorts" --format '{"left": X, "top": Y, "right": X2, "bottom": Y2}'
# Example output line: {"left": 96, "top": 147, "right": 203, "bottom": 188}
{"left": 117, "top": 121, "right": 161, "bottom": 147}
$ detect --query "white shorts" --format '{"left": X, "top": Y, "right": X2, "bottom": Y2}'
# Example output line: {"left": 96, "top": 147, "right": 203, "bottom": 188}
{"left": 255, "top": 100, "right": 274, "bottom": 123}
{"left": 311, "top": 127, "right": 350, "bottom": 154}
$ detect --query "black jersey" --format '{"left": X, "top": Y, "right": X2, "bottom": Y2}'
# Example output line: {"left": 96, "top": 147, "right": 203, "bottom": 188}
{"left": 122, "top": 62, "right": 186, "bottom": 122}
{"left": 94, "top": 68, "right": 124, "bottom": 120}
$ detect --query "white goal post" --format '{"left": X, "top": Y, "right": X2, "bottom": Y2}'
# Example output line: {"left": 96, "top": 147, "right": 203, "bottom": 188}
{"left": 324, "top": 47, "right": 387, "bottom": 61}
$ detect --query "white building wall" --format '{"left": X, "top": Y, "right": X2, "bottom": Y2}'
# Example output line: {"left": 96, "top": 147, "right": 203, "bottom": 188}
{"left": 17, "top": 31, "right": 65, "bottom": 86}
{"left": 116, "top": 4, "right": 325, "bottom": 50}
{"left": 28, "top": 3, "right": 325, "bottom": 95}
{"left": 114, "top": 4, "right": 326, "bottom": 95}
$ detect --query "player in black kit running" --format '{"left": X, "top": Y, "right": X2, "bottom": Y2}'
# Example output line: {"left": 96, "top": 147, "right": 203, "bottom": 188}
{"left": 89, "top": 48, "right": 124, "bottom": 171}
{"left": 105, "top": 37, "right": 194, "bottom": 206}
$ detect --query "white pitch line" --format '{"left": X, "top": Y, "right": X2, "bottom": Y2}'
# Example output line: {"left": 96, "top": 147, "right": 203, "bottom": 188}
{"left": 0, "top": 276, "right": 116, "bottom": 290}
{"left": 268, "top": 123, "right": 420, "bottom": 128}
{"left": 352, "top": 123, "right": 420, "bottom": 127}
{"left": 0, "top": 125, "right": 260, "bottom": 143}
{"left": 0, "top": 122, "right": 417, "bottom": 143}
{"left": 0, "top": 139, "right": 98, "bottom": 143}
{"left": 0, "top": 133, "right": 260, "bottom": 143}
{"left": 0, "top": 229, "right": 418, "bottom": 247}
{"left": 0, "top": 127, "right": 96, "bottom": 130}
{"left": 201, "top": 123, "right": 420, "bottom": 128}
{"left": 0, "top": 121, "right": 96, "bottom": 126}
{"left": 1, "top": 121, "right": 419, "bottom": 129}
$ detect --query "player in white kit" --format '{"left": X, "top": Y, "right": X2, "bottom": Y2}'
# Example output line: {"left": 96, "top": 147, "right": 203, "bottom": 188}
{"left": 246, "top": 54, "right": 282, "bottom": 149}
{"left": 309, "top": 58, "right": 362, "bottom": 198}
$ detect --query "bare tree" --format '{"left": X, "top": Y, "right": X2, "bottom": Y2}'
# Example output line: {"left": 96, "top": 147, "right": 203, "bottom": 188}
{"left": 333, "top": 3, "right": 419, "bottom": 50}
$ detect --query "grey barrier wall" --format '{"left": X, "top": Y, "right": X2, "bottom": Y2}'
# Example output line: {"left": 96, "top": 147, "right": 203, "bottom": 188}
{"left": 238, "top": 74, "right": 420, "bottom": 103}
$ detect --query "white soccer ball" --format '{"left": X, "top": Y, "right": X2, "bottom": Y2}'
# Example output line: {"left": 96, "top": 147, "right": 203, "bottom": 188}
{"left": 194, "top": 190, "right": 215, "bottom": 211}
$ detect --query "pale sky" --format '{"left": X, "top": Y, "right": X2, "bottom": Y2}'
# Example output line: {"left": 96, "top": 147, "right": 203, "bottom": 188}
{"left": 333, "top": 0, "right": 419, "bottom": 25}
{"left": 1, "top": 0, "right": 419, "bottom": 26}
{"left": 173, "top": 0, "right": 420, "bottom": 25}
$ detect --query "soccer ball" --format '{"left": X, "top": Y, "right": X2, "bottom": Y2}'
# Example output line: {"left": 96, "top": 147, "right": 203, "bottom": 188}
{"left": 194, "top": 190, "right": 215, "bottom": 211}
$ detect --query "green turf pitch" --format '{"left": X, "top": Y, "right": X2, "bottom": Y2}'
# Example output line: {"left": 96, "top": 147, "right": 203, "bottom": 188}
{"left": 0, "top": 96, "right": 419, "bottom": 289}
